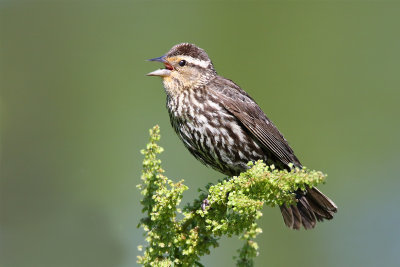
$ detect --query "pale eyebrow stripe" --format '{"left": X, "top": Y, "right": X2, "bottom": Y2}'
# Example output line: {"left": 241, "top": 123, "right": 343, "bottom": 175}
{"left": 179, "top": 55, "right": 210, "bottom": 68}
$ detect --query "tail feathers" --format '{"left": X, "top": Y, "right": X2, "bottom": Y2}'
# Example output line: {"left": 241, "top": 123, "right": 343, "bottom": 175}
{"left": 280, "top": 187, "right": 337, "bottom": 230}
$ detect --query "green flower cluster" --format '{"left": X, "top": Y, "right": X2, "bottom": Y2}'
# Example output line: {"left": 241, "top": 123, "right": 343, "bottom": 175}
{"left": 137, "top": 126, "right": 326, "bottom": 267}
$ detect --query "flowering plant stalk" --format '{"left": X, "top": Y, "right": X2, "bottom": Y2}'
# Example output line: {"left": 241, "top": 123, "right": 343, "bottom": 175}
{"left": 137, "top": 126, "right": 326, "bottom": 267}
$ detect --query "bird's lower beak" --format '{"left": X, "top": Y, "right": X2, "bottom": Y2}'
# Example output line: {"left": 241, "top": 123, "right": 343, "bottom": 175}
{"left": 147, "top": 69, "right": 171, "bottom": 77}
{"left": 147, "top": 55, "right": 172, "bottom": 77}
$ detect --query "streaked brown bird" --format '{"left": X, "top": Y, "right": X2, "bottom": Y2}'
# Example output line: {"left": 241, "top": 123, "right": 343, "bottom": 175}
{"left": 147, "top": 43, "right": 337, "bottom": 230}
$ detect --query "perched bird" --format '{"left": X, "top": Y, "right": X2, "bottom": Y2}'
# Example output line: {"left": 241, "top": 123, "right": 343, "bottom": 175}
{"left": 147, "top": 43, "right": 337, "bottom": 230}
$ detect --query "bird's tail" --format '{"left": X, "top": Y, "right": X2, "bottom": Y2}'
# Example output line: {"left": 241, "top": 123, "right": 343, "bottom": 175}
{"left": 280, "top": 187, "right": 337, "bottom": 230}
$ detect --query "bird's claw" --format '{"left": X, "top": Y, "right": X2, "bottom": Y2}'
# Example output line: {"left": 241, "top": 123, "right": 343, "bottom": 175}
{"left": 201, "top": 198, "right": 210, "bottom": 211}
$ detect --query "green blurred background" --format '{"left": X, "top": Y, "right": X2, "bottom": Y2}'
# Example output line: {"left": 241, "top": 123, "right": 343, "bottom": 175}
{"left": 1, "top": 1, "right": 400, "bottom": 266}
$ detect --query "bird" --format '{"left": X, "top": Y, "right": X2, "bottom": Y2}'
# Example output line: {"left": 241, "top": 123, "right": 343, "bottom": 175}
{"left": 147, "top": 43, "right": 337, "bottom": 230}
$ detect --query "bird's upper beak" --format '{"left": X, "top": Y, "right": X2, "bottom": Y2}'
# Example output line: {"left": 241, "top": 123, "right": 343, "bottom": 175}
{"left": 146, "top": 55, "right": 172, "bottom": 77}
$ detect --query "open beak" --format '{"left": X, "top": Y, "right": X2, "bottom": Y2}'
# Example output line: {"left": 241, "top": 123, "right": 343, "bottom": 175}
{"left": 147, "top": 55, "right": 172, "bottom": 77}
{"left": 148, "top": 56, "right": 166, "bottom": 63}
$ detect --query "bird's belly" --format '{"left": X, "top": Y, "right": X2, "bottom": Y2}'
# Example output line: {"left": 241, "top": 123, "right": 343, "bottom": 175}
{"left": 172, "top": 110, "right": 266, "bottom": 176}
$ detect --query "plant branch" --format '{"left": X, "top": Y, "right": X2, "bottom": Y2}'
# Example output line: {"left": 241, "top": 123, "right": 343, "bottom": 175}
{"left": 137, "top": 125, "right": 326, "bottom": 267}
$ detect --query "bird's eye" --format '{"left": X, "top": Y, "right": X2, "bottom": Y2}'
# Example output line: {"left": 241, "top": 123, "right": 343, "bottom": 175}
{"left": 179, "top": 60, "right": 186, "bottom": 67}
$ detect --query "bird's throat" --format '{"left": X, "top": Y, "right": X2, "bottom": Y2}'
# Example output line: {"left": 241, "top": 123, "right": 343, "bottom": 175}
{"left": 162, "top": 72, "right": 215, "bottom": 98}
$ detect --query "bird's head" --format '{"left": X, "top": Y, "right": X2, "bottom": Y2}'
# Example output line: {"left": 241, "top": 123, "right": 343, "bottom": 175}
{"left": 147, "top": 43, "right": 216, "bottom": 95}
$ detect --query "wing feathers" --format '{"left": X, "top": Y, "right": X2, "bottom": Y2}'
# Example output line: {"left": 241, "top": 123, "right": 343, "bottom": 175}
{"left": 209, "top": 79, "right": 301, "bottom": 168}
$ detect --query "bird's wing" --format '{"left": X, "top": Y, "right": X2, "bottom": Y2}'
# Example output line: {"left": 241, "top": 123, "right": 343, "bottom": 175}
{"left": 209, "top": 77, "right": 301, "bottom": 168}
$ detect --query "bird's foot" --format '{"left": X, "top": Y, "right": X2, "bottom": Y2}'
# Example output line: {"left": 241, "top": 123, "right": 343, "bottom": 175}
{"left": 201, "top": 198, "right": 210, "bottom": 211}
